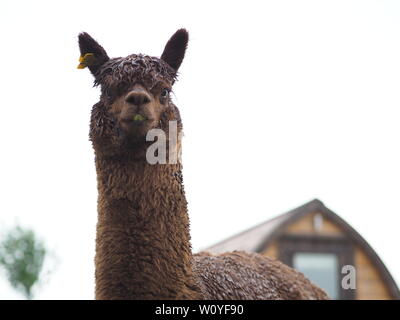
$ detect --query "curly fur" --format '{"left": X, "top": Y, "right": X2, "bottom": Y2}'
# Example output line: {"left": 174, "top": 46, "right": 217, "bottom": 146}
{"left": 79, "top": 29, "right": 329, "bottom": 300}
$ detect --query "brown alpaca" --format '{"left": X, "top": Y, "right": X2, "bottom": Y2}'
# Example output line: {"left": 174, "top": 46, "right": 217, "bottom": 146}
{"left": 78, "top": 29, "right": 329, "bottom": 300}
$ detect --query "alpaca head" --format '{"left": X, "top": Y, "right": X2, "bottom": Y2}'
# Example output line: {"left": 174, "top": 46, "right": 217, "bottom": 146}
{"left": 78, "top": 29, "right": 188, "bottom": 157}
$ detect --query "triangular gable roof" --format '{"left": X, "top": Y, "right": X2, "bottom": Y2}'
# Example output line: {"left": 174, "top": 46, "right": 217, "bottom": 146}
{"left": 205, "top": 199, "right": 322, "bottom": 253}
{"left": 205, "top": 199, "right": 400, "bottom": 299}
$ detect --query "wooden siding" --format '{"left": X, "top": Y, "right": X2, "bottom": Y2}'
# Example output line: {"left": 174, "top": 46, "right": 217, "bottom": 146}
{"left": 355, "top": 248, "right": 392, "bottom": 299}
{"left": 284, "top": 212, "right": 343, "bottom": 235}
{"left": 262, "top": 240, "right": 278, "bottom": 258}
{"left": 260, "top": 212, "right": 395, "bottom": 300}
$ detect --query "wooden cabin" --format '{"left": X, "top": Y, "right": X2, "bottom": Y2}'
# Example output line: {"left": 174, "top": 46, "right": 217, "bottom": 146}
{"left": 206, "top": 199, "right": 399, "bottom": 300}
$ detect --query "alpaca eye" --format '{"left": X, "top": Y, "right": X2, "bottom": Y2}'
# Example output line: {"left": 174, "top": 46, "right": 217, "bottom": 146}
{"left": 161, "top": 88, "right": 170, "bottom": 98}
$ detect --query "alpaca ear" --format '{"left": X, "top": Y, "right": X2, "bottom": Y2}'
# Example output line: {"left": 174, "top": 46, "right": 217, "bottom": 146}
{"left": 161, "top": 29, "right": 189, "bottom": 72}
{"left": 78, "top": 32, "right": 110, "bottom": 75}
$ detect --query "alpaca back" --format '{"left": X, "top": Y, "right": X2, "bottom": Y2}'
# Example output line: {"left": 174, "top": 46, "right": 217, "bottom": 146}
{"left": 193, "top": 251, "right": 329, "bottom": 300}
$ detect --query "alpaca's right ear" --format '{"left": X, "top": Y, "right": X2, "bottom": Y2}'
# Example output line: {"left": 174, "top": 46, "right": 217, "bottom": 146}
{"left": 78, "top": 32, "right": 110, "bottom": 76}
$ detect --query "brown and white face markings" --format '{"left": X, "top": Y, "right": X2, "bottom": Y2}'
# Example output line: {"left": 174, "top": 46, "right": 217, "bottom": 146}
{"left": 78, "top": 29, "right": 188, "bottom": 149}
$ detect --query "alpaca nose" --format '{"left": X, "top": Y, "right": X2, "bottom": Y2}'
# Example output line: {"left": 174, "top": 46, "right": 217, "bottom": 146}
{"left": 125, "top": 90, "right": 151, "bottom": 106}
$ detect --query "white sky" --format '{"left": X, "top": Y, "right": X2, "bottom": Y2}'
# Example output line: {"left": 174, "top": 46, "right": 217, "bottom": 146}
{"left": 0, "top": 0, "right": 399, "bottom": 299}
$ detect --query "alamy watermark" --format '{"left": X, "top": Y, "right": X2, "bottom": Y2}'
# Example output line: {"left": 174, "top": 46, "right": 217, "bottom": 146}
{"left": 146, "top": 120, "right": 183, "bottom": 164}
{"left": 341, "top": 265, "right": 356, "bottom": 290}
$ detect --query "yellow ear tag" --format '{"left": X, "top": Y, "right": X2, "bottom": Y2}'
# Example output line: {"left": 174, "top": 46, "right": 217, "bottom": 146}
{"left": 77, "top": 53, "right": 97, "bottom": 69}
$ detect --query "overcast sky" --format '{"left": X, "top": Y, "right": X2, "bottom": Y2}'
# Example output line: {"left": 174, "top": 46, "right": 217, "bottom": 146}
{"left": 0, "top": 0, "right": 399, "bottom": 299}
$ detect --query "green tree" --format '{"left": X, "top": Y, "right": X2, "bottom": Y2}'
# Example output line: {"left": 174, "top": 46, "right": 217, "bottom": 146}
{"left": 0, "top": 226, "right": 47, "bottom": 299}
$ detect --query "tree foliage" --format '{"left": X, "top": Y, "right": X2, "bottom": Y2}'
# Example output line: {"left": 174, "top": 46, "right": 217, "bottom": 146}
{"left": 0, "top": 226, "right": 47, "bottom": 299}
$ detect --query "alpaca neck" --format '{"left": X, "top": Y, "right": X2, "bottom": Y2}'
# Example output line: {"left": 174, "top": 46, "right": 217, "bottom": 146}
{"left": 94, "top": 157, "right": 201, "bottom": 299}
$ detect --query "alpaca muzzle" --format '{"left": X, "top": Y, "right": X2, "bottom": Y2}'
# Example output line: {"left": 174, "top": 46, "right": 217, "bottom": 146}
{"left": 125, "top": 89, "right": 151, "bottom": 107}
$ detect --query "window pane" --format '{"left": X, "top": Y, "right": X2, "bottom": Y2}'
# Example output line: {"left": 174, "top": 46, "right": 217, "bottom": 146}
{"left": 293, "top": 252, "right": 339, "bottom": 299}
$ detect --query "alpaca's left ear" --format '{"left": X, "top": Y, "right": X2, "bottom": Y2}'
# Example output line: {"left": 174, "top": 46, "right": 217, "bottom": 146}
{"left": 78, "top": 32, "right": 110, "bottom": 75}
{"left": 161, "top": 29, "right": 189, "bottom": 72}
